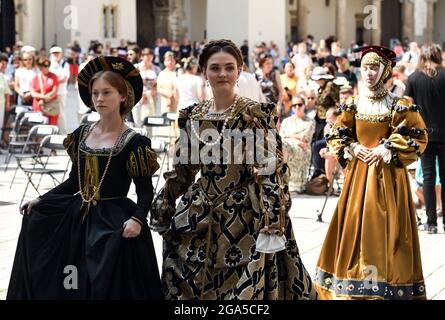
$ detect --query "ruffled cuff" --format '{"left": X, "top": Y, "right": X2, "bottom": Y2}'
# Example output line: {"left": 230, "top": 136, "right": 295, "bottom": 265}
{"left": 343, "top": 142, "right": 358, "bottom": 160}
{"left": 256, "top": 232, "right": 286, "bottom": 253}
{"left": 375, "top": 144, "right": 392, "bottom": 164}
{"left": 149, "top": 190, "right": 175, "bottom": 234}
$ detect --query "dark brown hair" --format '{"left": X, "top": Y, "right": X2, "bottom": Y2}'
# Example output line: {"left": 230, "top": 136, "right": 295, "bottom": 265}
{"left": 36, "top": 57, "right": 51, "bottom": 67}
{"left": 141, "top": 48, "right": 154, "bottom": 56}
{"left": 322, "top": 62, "right": 336, "bottom": 77}
{"left": 198, "top": 39, "right": 243, "bottom": 71}
{"left": 417, "top": 44, "right": 443, "bottom": 78}
{"left": 89, "top": 71, "right": 127, "bottom": 115}
{"left": 258, "top": 53, "right": 273, "bottom": 68}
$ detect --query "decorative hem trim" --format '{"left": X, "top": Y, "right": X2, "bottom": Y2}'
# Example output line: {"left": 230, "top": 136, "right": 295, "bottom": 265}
{"left": 314, "top": 268, "right": 426, "bottom": 300}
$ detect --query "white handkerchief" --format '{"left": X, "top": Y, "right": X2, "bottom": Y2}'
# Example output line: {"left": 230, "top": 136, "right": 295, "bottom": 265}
{"left": 256, "top": 232, "right": 286, "bottom": 253}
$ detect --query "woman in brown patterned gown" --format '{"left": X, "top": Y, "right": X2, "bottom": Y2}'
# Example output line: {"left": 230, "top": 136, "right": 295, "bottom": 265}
{"left": 150, "top": 39, "right": 315, "bottom": 300}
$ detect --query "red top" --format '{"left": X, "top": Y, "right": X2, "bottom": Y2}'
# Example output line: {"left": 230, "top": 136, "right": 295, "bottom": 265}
{"left": 32, "top": 72, "right": 59, "bottom": 111}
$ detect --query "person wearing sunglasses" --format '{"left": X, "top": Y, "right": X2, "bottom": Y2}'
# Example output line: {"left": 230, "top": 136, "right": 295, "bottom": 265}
{"left": 30, "top": 58, "right": 59, "bottom": 125}
{"left": 280, "top": 96, "right": 315, "bottom": 193}
{"left": 14, "top": 52, "right": 37, "bottom": 106}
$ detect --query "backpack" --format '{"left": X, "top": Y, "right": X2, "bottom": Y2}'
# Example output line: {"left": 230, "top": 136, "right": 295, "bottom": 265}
{"left": 305, "top": 174, "right": 329, "bottom": 195}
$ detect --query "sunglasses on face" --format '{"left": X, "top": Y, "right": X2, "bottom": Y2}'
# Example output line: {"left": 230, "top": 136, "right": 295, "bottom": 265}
{"left": 292, "top": 103, "right": 305, "bottom": 108}
{"left": 39, "top": 64, "right": 50, "bottom": 68}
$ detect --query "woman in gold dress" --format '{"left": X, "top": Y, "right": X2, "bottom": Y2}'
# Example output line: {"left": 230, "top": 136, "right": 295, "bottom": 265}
{"left": 314, "top": 46, "right": 428, "bottom": 300}
{"left": 150, "top": 39, "right": 315, "bottom": 300}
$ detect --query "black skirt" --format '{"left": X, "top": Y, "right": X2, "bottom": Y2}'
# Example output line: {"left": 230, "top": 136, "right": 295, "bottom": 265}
{"left": 7, "top": 194, "right": 164, "bottom": 300}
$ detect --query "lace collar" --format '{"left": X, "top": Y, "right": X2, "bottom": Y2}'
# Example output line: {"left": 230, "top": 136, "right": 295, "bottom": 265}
{"left": 79, "top": 125, "right": 137, "bottom": 156}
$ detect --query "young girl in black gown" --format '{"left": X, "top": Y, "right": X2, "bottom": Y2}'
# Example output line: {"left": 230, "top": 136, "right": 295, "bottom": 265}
{"left": 7, "top": 56, "right": 163, "bottom": 300}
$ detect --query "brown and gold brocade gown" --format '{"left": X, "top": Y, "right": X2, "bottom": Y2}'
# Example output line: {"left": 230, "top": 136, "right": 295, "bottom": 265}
{"left": 314, "top": 96, "right": 428, "bottom": 300}
{"left": 150, "top": 97, "right": 315, "bottom": 300}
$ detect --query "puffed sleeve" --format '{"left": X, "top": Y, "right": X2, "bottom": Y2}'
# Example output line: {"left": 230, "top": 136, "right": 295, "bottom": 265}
{"left": 325, "top": 97, "right": 358, "bottom": 168}
{"left": 39, "top": 125, "right": 86, "bottom": 198}
{"left": 126, "top": 134, "right": 160, "bottom": 226}
{"left": 241, "top": 102, "right": 292, "bottom": 253}
{"left": 380, "top": 97, "right": 428, "bottom": 167}
{"left": 150, "top": 105, "right": 200, "bottom": 233}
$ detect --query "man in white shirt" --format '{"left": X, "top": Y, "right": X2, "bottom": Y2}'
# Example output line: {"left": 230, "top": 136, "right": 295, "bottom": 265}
{"left": 49, "top": 46, "right": 70, "bottom": 134}
{"left": 401, "top": 42, "right": 420, "bottom": 76}
{"left": 236, "top": 70, "right": 266, "bottom": 103}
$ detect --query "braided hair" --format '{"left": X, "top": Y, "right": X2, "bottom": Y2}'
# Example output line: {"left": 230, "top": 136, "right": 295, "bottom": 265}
{"left": 198, "top": 39, "right": 244, "bottom": 72}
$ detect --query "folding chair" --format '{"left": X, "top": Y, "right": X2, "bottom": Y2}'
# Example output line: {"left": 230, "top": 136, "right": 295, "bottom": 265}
{"left": 1, "top": 105, "right": 32, "bottom": 144}
{"left": 150, "top": 139, "right": 169, "bottom": 193}
{"left": 143, "top": 115, "right": 178, "bottom": 171}
{"left": 4, "top": 114, "right": 49, "bottom": 170}
{"left": 80, "top": 112, "right": 100, "bottom": 125}
{"left": 19, "top": 134, "right": 69, "bottom": 206}
{"left": 9, "top": 125, "right": 59, "bottom": 187}
{"left": 162, "top": 112, "right": 178, "bottom": 123}
{"left": 132, "top": 127, "right": 148, "bottom": 137}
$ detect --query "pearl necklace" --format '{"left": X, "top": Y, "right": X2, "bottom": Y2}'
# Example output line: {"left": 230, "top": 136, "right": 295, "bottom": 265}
{"left": 191, "top": 95, "right": 240, "bottom": 147}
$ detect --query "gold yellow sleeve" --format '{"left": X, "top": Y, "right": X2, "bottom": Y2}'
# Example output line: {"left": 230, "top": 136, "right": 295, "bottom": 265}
{"left": 381, "top": 98, "right": 428, "bottom": 167}
{"left": 326, "top": 98, "right": 357, "bottom": 168}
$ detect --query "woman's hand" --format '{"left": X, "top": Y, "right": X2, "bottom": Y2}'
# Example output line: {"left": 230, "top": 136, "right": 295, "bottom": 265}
{"left": 122, "top": 219, "right": 142, "bottom": 238}
{"left": 351, "top": 144, "right": 371, "bottom": 162}
{"left": 20, "top": 198, "right": 40, "bottom": 215}
{"left": 364, "top": 147, "right": 383, "bottom": 166}
{"left": 298, "top": 141, "right": 309, "bottom": 150}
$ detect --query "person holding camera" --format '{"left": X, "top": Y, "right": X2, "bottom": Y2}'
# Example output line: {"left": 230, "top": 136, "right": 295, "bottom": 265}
{"left": 14, "top": 52, "right": 37, "bottom": 106}
{"left": 280, "top": 62, "right": 298, "bottom": 119}
{"left": 30, "top": 57, "right": 59, "bottom": 125}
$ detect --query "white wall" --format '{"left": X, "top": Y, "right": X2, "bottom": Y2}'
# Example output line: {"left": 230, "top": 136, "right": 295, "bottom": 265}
{"left": 21, "top": 0, "right": 44, "bottom": 49}
{"left": 44, "top": 0, "right": 71, "bottom": 49}
{"left": 185, "top": 0, "right": 207, "bottom": 42}
{"left": 206, "top": 0, "right": 248, "bottom": 46}
{"left": 345, "top": 0, "right": 368, "bottom": 47}
{"left": 305, "top": 0, "right": 336, "bottom": 44}
{"left": 70, "top": 0, "right": 137, "bottom": 51}
{"left": 206, "top": 0, "right": 286, "bottom": 64}
{"left": 434, "top": 0, "right": 445, "bottom": 46}
{"left": 248, "top": 0, "right": 286, "bottom": 56}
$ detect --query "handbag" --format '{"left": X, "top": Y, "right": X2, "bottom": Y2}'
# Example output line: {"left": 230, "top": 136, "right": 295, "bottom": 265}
{"left": 38, "top": 74, "right": 60, "bottom": 116}
{"left": 305, "top": 173, "right": 329, "bottom": 195}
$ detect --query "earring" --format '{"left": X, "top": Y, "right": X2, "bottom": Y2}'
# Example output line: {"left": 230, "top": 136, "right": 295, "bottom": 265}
{"left": 205, "top": 80, "right": 210, "bottom": 87}
{"left": 236, "top": 79, "right": 239, "bottom": 87}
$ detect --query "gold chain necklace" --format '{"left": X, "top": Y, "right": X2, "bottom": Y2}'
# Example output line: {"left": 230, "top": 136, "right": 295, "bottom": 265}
{"left": 77, "top": 121, "right": 124, "bottom": 209}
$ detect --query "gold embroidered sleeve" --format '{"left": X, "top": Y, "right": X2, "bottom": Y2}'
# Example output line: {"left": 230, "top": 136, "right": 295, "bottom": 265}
{"left": 326, "top": 97, "right": 358, "bottom": 168}
{"left": 150, "top": 106, "right": 200, "bottom": 233}
{"left": 127, "top": 137, "right": 160, "bottom": 178}
{"left": 381, "top": 98, "right": 428, "bottom": 167}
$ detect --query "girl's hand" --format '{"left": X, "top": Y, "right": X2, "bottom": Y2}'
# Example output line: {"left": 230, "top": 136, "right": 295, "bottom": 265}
{"left": 364, "top": 147, "right": 383, "bottom": 166}
{"left": 351, "top": 144, "right": 371, "bottom": 162}
{"left": 20, "top": 198, "right": 40, "bottom": 215}
{"left": 122, "top": 219, "right": 142, "bottom": 238}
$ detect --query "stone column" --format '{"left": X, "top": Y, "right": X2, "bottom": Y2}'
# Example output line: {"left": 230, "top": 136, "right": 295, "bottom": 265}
{"left": 153, "top": 0, "right": 170, "bottom": 39}
{"left": 19, "top": 0, "right": 43, "bottom": 48}
{"left": 297, "top": 0, "right": 309, "bottom": 41}
{"left": 424, "top": 0, "right": 437, "bottom": 43}
{"left": 169, "top": 0, "right": 187, "bottom": 41}
{"left": 336, "top": 0, "right": 348, "bottom": 47}
{"left": 371, "top": 0, "right": 382, "bottom": 45}
{"left": 401, "top": 0, "right": 415, "bottom": 42}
